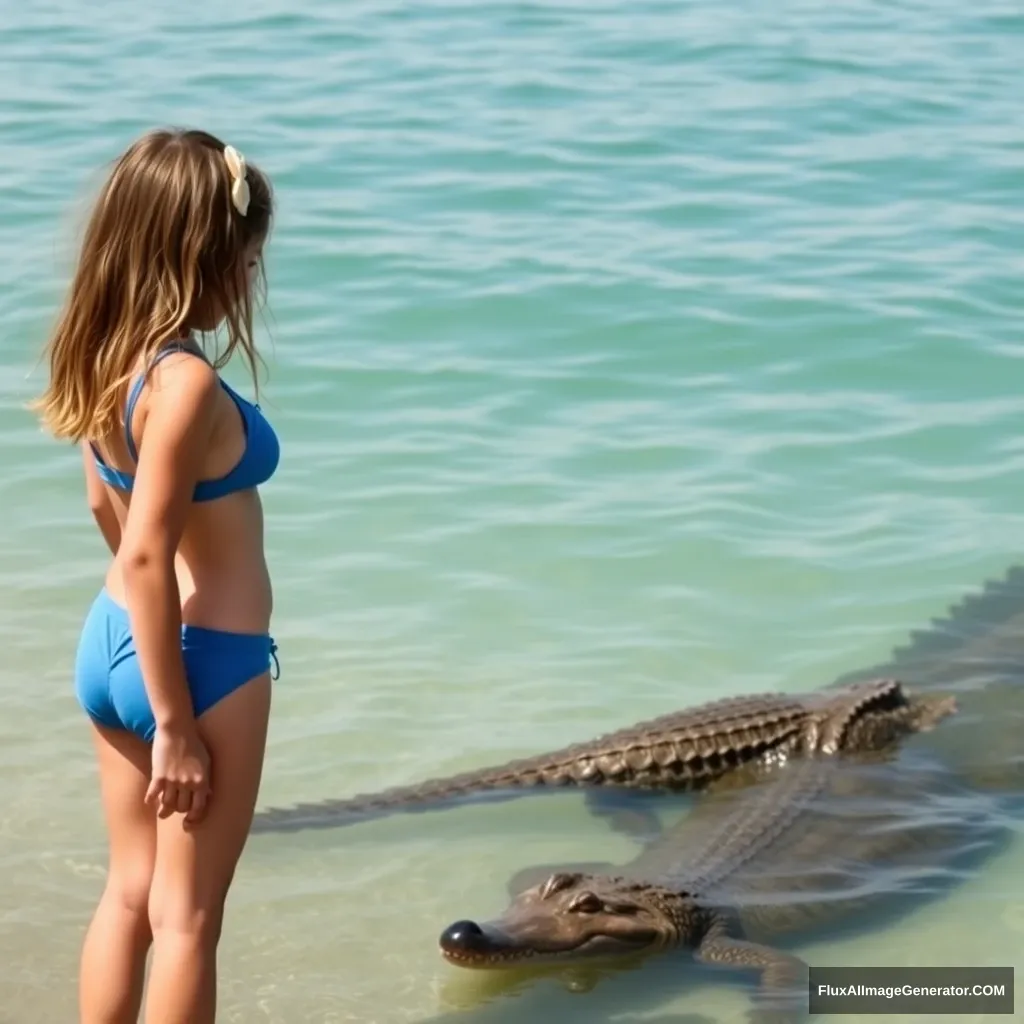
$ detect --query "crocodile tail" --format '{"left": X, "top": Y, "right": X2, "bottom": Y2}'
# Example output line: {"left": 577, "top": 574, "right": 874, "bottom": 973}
{"left": 249, "top": 760, "right": 552, "bottom": 834}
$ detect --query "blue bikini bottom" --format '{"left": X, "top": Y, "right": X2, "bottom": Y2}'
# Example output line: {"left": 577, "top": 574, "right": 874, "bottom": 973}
{"left": 74, "top": 588, "right": 279, "bottom": 743}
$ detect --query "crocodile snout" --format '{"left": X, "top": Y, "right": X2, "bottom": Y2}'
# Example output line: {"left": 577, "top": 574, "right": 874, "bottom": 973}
{"left": 440, "top": 918, "right": 521, "bottom": 966}
{"left": 440, "top": 919, "right": 490, "bottom": 958}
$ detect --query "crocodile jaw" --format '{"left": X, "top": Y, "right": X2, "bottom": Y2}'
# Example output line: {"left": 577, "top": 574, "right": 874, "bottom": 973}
{"left": 438, "top": 919, "right": 658, "bottom": 968}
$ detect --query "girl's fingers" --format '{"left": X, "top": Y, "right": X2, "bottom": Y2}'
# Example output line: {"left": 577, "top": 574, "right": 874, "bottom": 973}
{"left": 185, "top": 786, "right": 210, "bottom": 826}
{"left": 158, "top": 783, "right": 180, "bottom": 819}
{"left": 174, "top": 786, "right": 192, "bottom": 815}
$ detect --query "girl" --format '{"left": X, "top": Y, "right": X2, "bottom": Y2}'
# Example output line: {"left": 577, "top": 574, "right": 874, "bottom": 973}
{"left": 32, "top": 127, "right": 279, "bottom": 1024}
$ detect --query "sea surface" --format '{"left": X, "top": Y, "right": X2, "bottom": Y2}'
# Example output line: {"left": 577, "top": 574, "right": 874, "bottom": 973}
{"left": 1, "top": 1, "right": 1023, "bottom": 1021}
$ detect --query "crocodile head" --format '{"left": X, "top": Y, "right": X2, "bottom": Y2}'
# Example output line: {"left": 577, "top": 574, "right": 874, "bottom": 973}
{"left": 438, "top": 871, "right": 691, "bottom": 968}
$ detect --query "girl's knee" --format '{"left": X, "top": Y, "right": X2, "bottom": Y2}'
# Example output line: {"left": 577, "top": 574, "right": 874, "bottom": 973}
{"left": 148, "top": 880, "right": 230, "bottom": 940}
{"left": 106, "top": 862, "right": 155, "bottom": 918}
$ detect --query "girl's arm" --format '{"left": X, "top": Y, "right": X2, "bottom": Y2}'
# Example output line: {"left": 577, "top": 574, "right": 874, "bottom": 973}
{"left": 117, "top": 354, "right": 220, "bottom": 736}
{"left": 119, "top": 353, "right": 220, "bottom": 822}
{"left": 81, "top": 442, "right": 122, "bottom": 556}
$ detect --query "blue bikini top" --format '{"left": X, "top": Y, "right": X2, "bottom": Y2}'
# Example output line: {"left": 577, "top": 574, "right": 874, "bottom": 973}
{"left": 90, "top": 342, "right": 280, "bottom": 502}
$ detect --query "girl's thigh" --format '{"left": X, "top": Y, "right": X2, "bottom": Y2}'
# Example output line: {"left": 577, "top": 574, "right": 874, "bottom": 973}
{"left": 149, "top": 671, "right": 272, "bottom": 929}
{"left": 91, "top": 721, "right": 157, "bottom": 903}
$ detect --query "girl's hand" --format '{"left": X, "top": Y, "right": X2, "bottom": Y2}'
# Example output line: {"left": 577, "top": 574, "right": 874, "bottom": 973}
{"left": 146, "top": 722, "right": 212, "bottom": 824}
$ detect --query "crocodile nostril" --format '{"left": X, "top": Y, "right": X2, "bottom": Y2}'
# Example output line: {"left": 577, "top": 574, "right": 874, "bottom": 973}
{"left": 440, "top": 920, "right": 485, "bottom": 951}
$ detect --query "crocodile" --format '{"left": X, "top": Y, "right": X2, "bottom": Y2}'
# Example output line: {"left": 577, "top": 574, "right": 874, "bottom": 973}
{"left": 249, "top": 676, "right": 955, "bottom": 834}
{"left": 436, "top": 706, "right": 1012, "bottom": 1021}
{"left": 436, "top": 565, "right": 1024, "bottom": 1018}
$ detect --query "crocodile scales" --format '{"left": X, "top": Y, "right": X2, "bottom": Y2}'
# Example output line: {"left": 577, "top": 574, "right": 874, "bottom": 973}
{"left": 249, "top": 676, "right": 951, "bottom": 834}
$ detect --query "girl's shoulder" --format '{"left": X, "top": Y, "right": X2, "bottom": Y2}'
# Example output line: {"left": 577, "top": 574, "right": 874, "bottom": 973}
{"left": 136, "top": 346, "right": 223, "bottom": 441}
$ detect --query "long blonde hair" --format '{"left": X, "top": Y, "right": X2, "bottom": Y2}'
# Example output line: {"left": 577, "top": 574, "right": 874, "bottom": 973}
{"left": 31, "top": 127, "right": 275, "bottom": 443}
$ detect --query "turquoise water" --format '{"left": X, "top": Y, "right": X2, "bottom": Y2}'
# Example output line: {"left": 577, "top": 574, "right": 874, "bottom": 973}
{"left": 2, "top": 0, "right": 1023, "bottom": 1020}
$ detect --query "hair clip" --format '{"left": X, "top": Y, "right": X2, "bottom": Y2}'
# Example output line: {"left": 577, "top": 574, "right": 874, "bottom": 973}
{"left": 223, "top": 144, "right": 251, "bottom": 216}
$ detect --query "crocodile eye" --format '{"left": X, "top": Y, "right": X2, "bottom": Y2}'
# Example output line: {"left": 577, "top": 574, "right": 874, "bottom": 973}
{"left": 541, "top": 873, "right": 581, "bottom": 900}
{"left": 568, "top": 891, "right": 603, "bottom": 914}
{"left": 604, "top": 901, "right": 638, "bottom": 916}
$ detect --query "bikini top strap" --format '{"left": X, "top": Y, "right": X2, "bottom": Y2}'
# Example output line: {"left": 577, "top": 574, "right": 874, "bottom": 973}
{"left": 124, "top": 342, "right": 207, "bottom": 462}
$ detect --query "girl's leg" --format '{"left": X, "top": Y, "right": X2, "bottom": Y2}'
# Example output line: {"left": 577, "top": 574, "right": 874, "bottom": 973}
{"left": 80, "top": 722, "right": 157, "bottom": 1024}
{"left": 143, "top": 670, "right": 271, "bottom": 1024}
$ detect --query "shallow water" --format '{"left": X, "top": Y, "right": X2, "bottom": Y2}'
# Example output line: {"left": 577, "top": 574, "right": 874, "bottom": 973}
{"left": 1, "top": 0, "right": 1023, "bottom": 1021}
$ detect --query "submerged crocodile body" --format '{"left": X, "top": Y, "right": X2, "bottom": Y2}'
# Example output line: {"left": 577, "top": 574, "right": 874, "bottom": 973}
{"left": 437, "top": 735, "right": 999, "bottom": 1019}
{"left": 437, "top": 565, "right": 1024, "bottom": 1018}
{"left": 250, "top": 676, "right": 953, "bottom": 834}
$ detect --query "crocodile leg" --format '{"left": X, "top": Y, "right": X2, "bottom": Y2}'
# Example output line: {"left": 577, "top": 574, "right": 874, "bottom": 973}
{"left": 583, "top": 787, "right": 671, "bottom": 844}
{"left": 506, "top": 789, "right": 677, "bottom": 898}
{"left": 694, "top": 920, "right": 809, "bottom": 1024}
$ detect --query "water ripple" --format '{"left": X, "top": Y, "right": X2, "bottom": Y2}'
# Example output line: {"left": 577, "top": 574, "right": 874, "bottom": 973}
{"left": 1, "top": 0, "right": 1023, "bottom": 1020}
